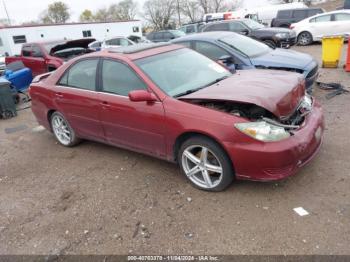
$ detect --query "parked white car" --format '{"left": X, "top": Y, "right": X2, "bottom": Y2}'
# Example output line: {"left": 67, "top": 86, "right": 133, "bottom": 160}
{"left": 291, "top": 10, "right": 350, "bottom": 46}
{"left": 101, "top": 36, "right": 135, "bottom": 49}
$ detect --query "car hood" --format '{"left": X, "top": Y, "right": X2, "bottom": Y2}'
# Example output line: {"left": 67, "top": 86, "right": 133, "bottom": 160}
{"left": 256, "top": 27, "right": 292, "bottom": 33}
{"left": 252, "top": 48, "right": 314, "bottom": 71}
{"left": 50, "top": 38, "right": 96, "bottom": 54}
{"left": 180, "top": 69, "right": 305, "bottom": 118}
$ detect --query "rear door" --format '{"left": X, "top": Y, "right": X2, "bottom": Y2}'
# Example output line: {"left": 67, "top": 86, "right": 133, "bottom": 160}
{"left": 97, "top": 59, "right": 167, "bottom": 156}
{"left": 54, "top": 58, "right": 105, "bottom": 141}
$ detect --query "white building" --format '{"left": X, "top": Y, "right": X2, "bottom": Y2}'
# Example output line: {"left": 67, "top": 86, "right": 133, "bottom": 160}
{"left": 0, "top": 20, "right": 142, "bottom": 56}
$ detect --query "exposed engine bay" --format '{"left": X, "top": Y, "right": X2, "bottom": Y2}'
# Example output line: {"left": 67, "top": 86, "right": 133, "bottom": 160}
{"left": 188, "top": 95, "right": 313, "bottom": 130}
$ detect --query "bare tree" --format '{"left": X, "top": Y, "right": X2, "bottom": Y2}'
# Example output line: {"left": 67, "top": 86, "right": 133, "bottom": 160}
{"left": 143, "top": 0, "right": 177, "bottom": 29}
{"left": 40, "top": 1, "right": 70, "bottom": 24}
{"left": 117, "top": 0, "right": 138, "bottom": 20}
{"left": 93, "top": 0, "right": 138, "bottom": 22}
{"left": 181, "top": 0, "right": 203, "bottom": 22}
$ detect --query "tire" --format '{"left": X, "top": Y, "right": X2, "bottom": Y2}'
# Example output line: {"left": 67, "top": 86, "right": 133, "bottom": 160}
{"left": 264, "top": 40, "right": 277, "bottom": 49}
{"left": 178, "top": 136, "right": 234, "bottom": 192}
{"left": 297, "top": 31, "right": 313, "bottom": 46}
{"left": 50, "top": 111, "right": 80, "bottom": 147}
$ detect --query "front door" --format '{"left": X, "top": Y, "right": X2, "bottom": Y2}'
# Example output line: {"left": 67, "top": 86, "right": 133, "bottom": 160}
{"left": 97, "top": 59, "right": 167, "bottom": 157}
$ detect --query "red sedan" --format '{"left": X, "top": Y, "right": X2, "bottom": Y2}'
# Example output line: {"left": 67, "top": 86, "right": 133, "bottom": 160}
{"left": 29, "top": 43, "right": 324, "bottom": 191}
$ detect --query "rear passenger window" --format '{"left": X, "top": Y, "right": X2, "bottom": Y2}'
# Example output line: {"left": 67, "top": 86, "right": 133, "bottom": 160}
{"left": 101, "top": 60, "right": 147, "bottom": 96}
{"left": 312, "top": 14, "right": 331, "bottom": 22}
{"left": 293, "top": 10, "right": 307, "bottom": 19}
{"left": 59, "top": 59, "right": 98, "bottom": 90}
{"left": 308, "top": 9, "right": 322, "bottom": 17}
{"left": 335, "top": 13, "right": 350, "bottom": 21}
{"left": 278, "top": 10, "right": 291, "bottom": 19}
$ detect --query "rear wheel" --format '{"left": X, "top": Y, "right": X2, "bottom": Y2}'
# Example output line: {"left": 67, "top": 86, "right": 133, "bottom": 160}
{"left": 50, "top": 112, "right": 80, "bottom": 147}
{"left": 298, "top": 31, "right": 313, "bottom": 46}
{"left": 178, "top": 136, "right": 234, "bottom": 191}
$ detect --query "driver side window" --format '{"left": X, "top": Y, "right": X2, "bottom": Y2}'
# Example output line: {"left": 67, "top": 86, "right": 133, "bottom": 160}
{"left": 101, "top": 60, "right": 147, "bottom": 96}
{"left": 194, "top": 41, "right": 230, "bottom": 61}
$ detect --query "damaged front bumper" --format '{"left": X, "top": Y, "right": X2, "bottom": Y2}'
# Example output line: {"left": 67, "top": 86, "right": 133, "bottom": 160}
{"left": 224, "top": 100, "right": 324, "bottom": 181}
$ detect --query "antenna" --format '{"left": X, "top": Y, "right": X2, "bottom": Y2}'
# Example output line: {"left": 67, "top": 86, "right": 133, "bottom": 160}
{"left": 3, "top": 0, "right": 11, "bottom": 25}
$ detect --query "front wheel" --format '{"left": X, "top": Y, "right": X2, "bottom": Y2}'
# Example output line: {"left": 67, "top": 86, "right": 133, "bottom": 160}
{"left": 50, "top": 112, "right": 80, "bottom": 147}
{"left": 297, "top": 31, "right": 313, "bottom": 46}
{"left": 178, "top": 136, "right": 234, "bottom": 191}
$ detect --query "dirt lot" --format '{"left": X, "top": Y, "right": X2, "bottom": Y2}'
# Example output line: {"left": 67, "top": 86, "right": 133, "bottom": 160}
{"left": 0, "top": 43, "right": 350, "bottom": 255}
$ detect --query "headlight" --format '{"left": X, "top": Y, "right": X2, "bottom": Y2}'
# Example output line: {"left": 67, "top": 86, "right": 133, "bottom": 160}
{"left": 299, "top": 94, "right": 313, "bottom": 112}
{"left": 275, "top": 32, "right": 289, "bottom": 38}
{"left": 234, "top": 121, "right": 290, "bottom": 142}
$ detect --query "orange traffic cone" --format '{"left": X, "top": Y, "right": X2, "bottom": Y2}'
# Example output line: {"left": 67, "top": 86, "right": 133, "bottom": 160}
{"left": 346, "top": 40, "right": 350, "bottom": 72}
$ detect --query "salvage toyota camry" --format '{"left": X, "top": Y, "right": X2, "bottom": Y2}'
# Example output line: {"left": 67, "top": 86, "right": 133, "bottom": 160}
{"left": 29, "top": 43, "right": 324, "bottom": 191}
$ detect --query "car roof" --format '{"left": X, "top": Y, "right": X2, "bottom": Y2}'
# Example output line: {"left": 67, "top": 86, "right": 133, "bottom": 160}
{"left": 172, "top": 31, "right": 236, "bottom": 42}
{"left": 97, "top": 43, "right": 185, "bottom": 60}
{"left": 278, "top": 7, "right": 322, "bottom": 12}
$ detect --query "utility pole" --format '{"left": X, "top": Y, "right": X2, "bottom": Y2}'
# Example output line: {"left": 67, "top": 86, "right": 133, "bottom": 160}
{"left": 3, "top": 0, "right": 11, "bottom": 25}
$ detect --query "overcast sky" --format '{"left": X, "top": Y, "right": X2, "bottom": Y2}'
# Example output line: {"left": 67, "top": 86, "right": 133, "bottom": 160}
{"left": 0, "top": 0, "right": 270, "bottom": 24}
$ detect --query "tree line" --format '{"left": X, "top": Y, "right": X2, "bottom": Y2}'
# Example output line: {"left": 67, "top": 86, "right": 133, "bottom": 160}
{"left": 17, "top": 0, "right": 313, "bottom": 30}
{"left": 19, "top": 0, "right": 242, "bottom": 29}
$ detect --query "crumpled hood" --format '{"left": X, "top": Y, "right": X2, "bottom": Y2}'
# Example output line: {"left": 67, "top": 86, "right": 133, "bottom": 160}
{"left": 252, "top": 48, "right": 314, "bottom": 71}
{"left": 180, "top": 69, "right": 305, "bottom": 118}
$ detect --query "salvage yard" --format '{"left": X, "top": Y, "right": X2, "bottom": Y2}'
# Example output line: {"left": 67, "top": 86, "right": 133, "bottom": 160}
{"left": 0, "top": 43, "right": 349, "bottom": 255}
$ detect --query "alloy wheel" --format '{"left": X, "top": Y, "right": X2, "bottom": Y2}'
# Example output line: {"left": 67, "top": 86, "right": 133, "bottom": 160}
{"left": 181, "top": 145, "right": 223, "bottom": 189}
{"left": 51, "top": 114, "right": 72, "bottom": 146}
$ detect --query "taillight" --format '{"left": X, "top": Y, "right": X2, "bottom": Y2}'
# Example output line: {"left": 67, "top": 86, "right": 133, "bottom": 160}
{"left": 290, "top": 25, "right": 295, "bottom": 29}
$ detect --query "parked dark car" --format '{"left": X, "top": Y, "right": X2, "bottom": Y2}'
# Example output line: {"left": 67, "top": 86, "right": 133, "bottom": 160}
{"left": 29, "top": 43, "right": 324, "bottom": 191}
{"left": 146, "top": 30, "right": 185, "bottom": 42}
{"left": 172, "top": 31, "right": 318, "bottom": 91}
{"left": 271, "top": 8, "right": 324, "bottom": 28}
{"left": 201, "top": 19, "right": 296, "bottom": 48}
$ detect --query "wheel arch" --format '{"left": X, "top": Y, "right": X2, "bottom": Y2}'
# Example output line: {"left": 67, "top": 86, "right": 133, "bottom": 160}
{"left": 173, "top": 131, "right": 235, "bottom": 170}
{"left": 297, "top": 30, "right": 313, "bottom": 43}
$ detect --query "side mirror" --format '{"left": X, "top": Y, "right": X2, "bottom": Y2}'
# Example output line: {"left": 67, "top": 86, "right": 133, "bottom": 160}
{"left": 218, "top": 55, "right": 234, "bottom": 64}
{"left": 128, "top": 90, "right": 157, "bottom": 102}
{"left": 218, "top": 55, "right": 236, "bottom": 73}
{"left": 240, "top": 29, "right": 249, "bottom": 35}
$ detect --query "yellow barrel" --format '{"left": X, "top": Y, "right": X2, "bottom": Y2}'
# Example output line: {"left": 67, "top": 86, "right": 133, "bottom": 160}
{"left": 322, "top": 36, "right": 344, "bottom": 68}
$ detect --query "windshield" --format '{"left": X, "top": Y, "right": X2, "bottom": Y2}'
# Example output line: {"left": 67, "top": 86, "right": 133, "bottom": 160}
{"left": 243, "top": 19, "right": 264, "bottom": 30}
{"left": 135, "top": 48, "right": 231, "bottom": 97}
{"left": 219, "top": 33, "right": 271, "bottom": 57}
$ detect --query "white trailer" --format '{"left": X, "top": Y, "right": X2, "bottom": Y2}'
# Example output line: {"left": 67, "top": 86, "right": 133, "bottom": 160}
{"left": 203, "top": 2, "right": 307, "bottom": 26}
{"left": 0, "top": 20, "right": 142, "bottom": 56}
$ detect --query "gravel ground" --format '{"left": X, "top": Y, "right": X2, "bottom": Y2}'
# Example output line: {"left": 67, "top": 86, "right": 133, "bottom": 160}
{"left": 0, "top": 43, "right": 349, "bottom": 255}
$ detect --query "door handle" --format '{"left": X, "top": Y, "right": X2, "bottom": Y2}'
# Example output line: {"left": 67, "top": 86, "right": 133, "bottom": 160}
{"left": 55, "top": 92, "right": 63, "bottom": 98}
{"left": 101, "top": 101, "right": 110, "bottom": 108}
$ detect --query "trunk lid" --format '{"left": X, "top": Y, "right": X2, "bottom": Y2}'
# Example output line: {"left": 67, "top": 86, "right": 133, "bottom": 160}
{"left": 180, "top": 69, "right": 305, "bottom": 118}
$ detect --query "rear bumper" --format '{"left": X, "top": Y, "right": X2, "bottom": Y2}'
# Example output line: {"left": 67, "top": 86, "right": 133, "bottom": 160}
{"left": 224, "top": 100, "right": 324, "bottom": 181}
